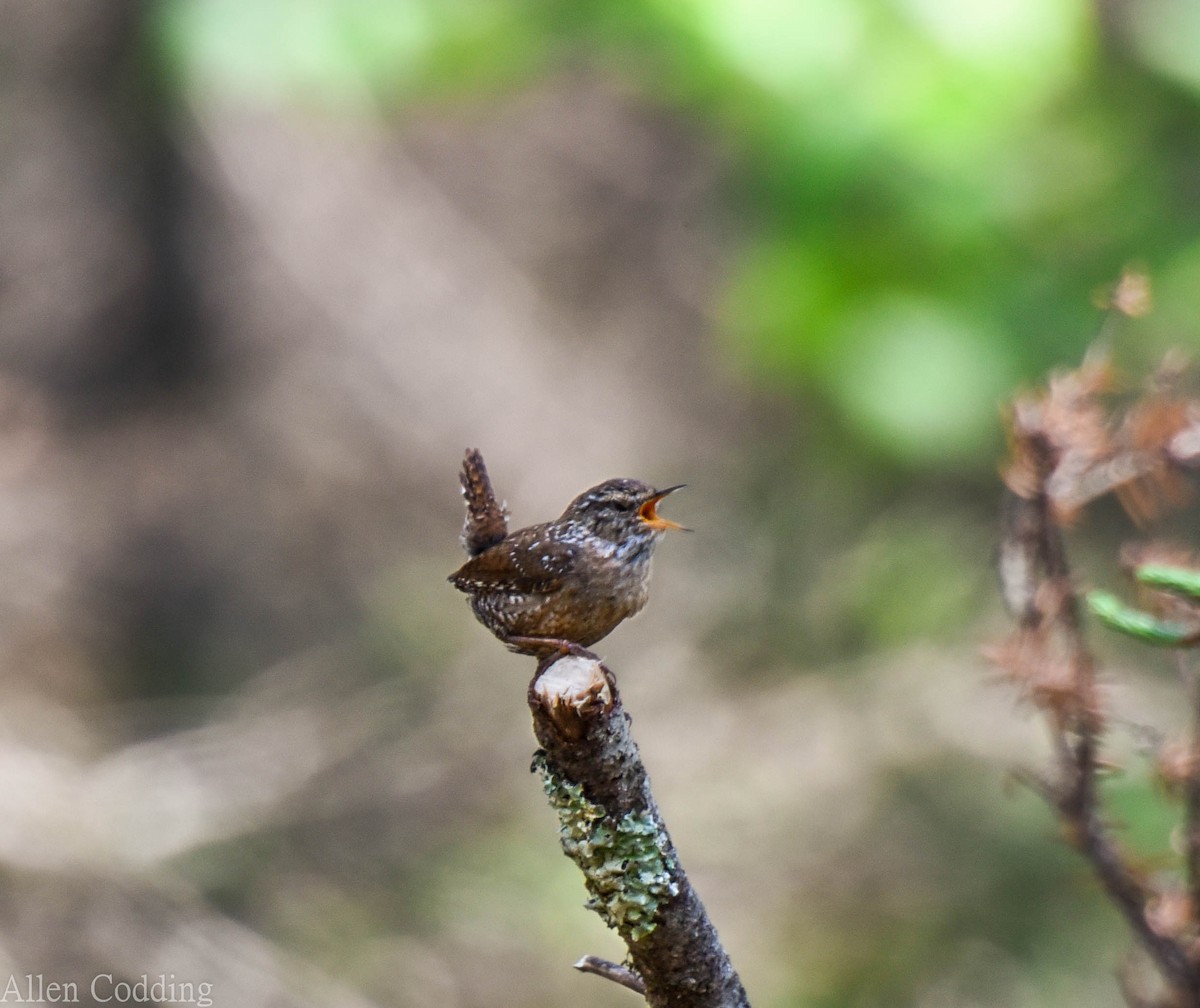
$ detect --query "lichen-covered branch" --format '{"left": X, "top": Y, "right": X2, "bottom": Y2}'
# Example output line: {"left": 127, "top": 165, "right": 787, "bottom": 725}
{"left": 528, "top": 654, "right": 750, "bottom": 1008}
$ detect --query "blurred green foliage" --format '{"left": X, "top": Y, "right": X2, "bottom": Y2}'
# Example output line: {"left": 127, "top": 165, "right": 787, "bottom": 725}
{"left": 154, "top": 0, "right": 1200, "bottom": 469}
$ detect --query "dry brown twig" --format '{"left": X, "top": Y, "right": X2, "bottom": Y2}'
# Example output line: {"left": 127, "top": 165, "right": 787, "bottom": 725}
{"left": 993, "top": 322, "right": 1200, "bottom": 1004}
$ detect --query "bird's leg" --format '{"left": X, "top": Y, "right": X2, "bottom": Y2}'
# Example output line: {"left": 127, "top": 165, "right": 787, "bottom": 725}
{"left": 504, "top": 635, "right": 599, "bottom": 662}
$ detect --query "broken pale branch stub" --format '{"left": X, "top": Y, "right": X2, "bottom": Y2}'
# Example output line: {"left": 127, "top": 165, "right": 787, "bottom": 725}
{"left": 528, "top": 653, "right": 613, "bottom": 741}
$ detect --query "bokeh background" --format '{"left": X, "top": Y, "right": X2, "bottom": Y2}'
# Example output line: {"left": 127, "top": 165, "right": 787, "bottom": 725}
{"left": 3, "top": 0, "right": 1200, "bottom": 1004}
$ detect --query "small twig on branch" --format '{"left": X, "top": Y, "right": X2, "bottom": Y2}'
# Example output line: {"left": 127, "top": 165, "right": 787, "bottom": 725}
{"left": 575, "top": 955, "right": 647, "bottom": 995}
{"left": 528, "top": 653, "right": 750, "bottom": 1008}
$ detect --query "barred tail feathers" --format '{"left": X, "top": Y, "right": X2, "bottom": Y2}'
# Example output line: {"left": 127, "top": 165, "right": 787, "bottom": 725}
{"left": 459, "top": 448, "right": 508, "bottom": 555}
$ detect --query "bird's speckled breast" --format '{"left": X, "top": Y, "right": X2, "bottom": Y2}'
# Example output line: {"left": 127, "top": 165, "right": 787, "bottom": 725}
{"left": 480, "top": 527, "right": 660, "bottom": 645}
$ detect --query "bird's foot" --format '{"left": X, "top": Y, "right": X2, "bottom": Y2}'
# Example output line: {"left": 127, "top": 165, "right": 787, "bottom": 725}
{"left": 505, "top": 635, "right": 599, "bottom": 662}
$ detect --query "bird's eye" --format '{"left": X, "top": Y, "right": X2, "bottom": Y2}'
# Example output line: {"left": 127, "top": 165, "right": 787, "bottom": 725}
{"left": 610, "top": 499, "right": 634, "bottom": 512}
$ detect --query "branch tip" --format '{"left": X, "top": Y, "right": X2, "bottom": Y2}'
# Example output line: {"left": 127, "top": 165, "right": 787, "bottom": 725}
{"left": 530, "top": 654, "right": 613, "bottom": 739}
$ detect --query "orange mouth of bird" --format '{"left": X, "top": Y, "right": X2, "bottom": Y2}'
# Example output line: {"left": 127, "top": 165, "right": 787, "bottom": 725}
{"left": 637, "top": 486, "right": 687, "bottom": 531}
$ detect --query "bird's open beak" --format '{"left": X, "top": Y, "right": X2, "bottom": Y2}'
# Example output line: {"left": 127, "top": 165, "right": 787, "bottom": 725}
{"left": 638, "top": 485, "right": 689, "bottom": 531}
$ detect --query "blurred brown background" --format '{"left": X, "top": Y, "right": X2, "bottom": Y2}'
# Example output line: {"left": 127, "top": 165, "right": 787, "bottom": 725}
{"left": 3, "top": 0, "right": 1200, "bottom": 1004}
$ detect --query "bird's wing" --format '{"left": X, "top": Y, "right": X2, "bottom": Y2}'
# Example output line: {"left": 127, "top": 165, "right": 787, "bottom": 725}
{"left": 447, "top": 530, "right": 577, "bottom": 595}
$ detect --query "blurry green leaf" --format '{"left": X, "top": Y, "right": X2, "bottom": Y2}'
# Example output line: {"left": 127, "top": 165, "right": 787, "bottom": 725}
{"left": 829, "top": 296, "right": 1013, "bottom": 464}
{"left": 1136, "top": 564, "right": 1200, "bottom": 600}
{"left": 1087, "top": 590, "right": 1199, "bottom": 647}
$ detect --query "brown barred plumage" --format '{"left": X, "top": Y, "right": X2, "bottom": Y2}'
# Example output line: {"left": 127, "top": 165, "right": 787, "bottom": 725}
{"left": 448, "top": 451, "right": 685, "bottom": 657}
{"left": 459, "top": 448, "right": 509, "bottom": 557}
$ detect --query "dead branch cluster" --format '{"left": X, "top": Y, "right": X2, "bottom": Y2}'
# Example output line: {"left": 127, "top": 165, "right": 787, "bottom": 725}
{"left": 994, "top": 347, "right": 1200, "bottom": 1006}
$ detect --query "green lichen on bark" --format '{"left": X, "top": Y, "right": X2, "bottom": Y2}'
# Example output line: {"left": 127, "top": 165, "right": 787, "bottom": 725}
{"left": 533, "top": 752, "right": 678, "bottom": 941}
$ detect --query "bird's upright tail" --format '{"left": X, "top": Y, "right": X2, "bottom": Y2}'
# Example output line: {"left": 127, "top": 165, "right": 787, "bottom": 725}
{"left": 459, "top": 448, "right": 508, "bottom": 556}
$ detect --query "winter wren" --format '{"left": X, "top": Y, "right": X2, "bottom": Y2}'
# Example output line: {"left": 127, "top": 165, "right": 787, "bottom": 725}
{"left": 448, "top": 449, "right": 685, "bottom": 656}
